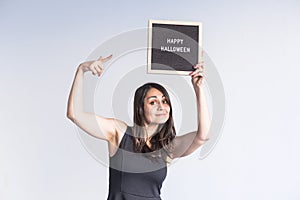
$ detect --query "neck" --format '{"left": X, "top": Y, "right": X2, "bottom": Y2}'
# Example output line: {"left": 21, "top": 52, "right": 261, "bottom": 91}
{"left": 144, "top": 123, "right": 160, "bottom": 138}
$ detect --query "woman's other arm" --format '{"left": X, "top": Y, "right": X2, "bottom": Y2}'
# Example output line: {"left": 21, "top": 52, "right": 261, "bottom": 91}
{"left": 67, "top": 55, "right": 126, "bottom": 142}
{"left": 172, "top": 58, "right": 211, "bottom": 158}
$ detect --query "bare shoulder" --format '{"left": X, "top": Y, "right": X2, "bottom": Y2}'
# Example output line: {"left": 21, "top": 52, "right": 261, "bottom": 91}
{"left": 107, "top": 119, "right": 128, "bottom": 157}
{"left": 114, "top": 119, "right": 128, "bottom": 138}
{"left": 92, "top": 114, "right": 127, "bottom": 141}
{"left": 109, "top": 119, "right": 128, "bottom": 146}
{"left": 171, "top": 132, "right": 197, "bottom": 158}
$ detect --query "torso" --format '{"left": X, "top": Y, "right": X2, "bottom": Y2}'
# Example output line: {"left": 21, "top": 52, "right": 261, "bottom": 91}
{"left": 108, "top": 124, "right": 153, "bottom": 157}
{"left": 107, "top": 126, "right": 167, "bottom": 200}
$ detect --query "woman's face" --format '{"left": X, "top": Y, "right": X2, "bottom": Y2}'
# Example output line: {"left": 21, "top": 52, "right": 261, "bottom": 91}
{"left": 143, "top": 88, "right": 170, "bottom": 125}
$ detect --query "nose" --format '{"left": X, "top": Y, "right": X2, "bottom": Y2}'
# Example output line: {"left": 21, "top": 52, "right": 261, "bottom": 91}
{"left": 157, "top": 101, "right": 165, "bottom": 110}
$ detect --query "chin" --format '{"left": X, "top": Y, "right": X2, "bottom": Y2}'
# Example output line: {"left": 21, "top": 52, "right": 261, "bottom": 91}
{"left": 156, "top": 118, "right": 169, "bottom": 124}
{"left": 147, "top": 115, "right": 169, "bottom": 125}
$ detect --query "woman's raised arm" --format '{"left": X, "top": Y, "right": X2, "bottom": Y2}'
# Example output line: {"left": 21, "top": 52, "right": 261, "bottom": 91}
{"left": 172, "top": 59, "right": 211, "bottom": 158}
{"left": 66, "top": 55, "right": 127, "bottom": 142}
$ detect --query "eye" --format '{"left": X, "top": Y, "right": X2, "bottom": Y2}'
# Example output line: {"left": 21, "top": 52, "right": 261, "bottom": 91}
{"left": 149, "top": 101, "right": 156, "bottom": 105}
{"left": 162, "top": 99, "right": 168, "bottom": 104}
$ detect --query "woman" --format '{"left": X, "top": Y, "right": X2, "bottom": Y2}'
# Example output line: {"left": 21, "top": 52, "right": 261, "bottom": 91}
{"left": 67, "top": 54, "right": 211, "bottom": 199}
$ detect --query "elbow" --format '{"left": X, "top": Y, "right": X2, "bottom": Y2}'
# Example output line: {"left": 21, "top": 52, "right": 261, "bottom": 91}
{"left": 67, "top": 111, "right": 82, "bottom": 124}
{"left": 195, "top": 136, "right": 209, "bottom": 146}
{"left": 66, "top": 111, "right": 75, "bottom": 121}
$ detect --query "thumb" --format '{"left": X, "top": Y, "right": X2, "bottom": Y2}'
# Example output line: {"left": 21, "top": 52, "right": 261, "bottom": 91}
{"left": 97, "top": 56, "right": 103, "bottom": 61}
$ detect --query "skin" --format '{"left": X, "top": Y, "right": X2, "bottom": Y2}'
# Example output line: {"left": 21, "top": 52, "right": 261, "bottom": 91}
{"left": 143, "top": 88, "right": 170, "bottom": 137}
{"left": 67, "top": 53, "right": 211, "bottom": 158}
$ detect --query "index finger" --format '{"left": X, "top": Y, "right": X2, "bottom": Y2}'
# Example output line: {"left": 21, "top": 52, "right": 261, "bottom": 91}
{"left": 100, "top": 54, "right": 113, "bottom": 63}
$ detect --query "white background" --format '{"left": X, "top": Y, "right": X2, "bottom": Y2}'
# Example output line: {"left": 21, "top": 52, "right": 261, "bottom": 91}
{"left": 0, "top": 0, "right": 299, "bottom": 199}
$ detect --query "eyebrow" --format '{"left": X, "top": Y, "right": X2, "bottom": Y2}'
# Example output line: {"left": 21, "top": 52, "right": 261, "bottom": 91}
{"left": 146, "top": 95, "right": 166, "bottom": 100}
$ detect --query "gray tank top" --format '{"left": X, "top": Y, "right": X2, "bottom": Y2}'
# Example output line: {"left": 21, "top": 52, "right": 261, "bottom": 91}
{"left": 107, "top": 126, "right": 167, "bottom": 200}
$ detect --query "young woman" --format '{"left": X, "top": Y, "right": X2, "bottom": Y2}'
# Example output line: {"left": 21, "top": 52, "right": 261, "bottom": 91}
{"left": 67, "top": 54, "right": 211, "bottom": 200}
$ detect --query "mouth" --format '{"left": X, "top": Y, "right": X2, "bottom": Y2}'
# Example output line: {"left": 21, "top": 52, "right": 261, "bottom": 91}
{"left": 155, "top": 113, "right": 167, "bottom": 116}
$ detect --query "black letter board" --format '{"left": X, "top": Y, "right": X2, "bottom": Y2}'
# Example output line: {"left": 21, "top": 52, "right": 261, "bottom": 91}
{"left": 148, "top": 19, "right": 202, "bottom": 75}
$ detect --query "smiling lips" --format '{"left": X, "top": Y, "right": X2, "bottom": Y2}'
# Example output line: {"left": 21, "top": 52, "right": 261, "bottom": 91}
{"left": 155, "top": 113, "right": 167, "bottom": 116}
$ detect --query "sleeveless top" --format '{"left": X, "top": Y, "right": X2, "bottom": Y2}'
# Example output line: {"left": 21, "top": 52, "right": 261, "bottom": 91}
{"left": 107, "top": 126, "right": 167, "bottom": 200}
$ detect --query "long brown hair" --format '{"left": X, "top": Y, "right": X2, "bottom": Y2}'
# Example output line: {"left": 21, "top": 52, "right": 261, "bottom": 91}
{"left": 132, "top": 82, "right": 176, "bottom": 160}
